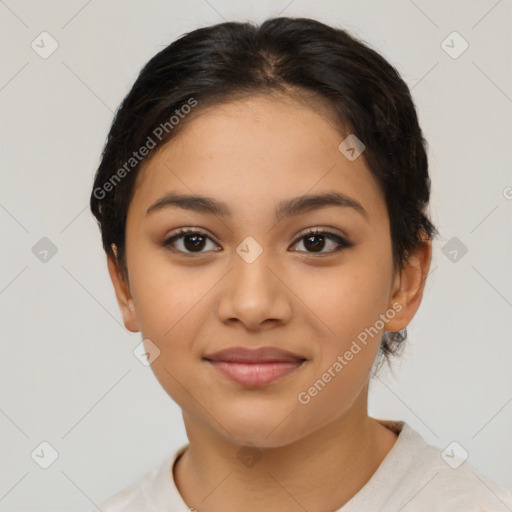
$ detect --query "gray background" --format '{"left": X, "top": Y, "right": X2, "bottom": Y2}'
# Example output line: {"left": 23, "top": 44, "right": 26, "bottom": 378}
{"left": 1, "top": 0, "right": 511, "bottom": 510}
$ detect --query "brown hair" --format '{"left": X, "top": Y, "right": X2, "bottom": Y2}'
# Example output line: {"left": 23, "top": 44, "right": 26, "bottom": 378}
{"left": 90, "top": 17, "right": 437, "bottom": 366}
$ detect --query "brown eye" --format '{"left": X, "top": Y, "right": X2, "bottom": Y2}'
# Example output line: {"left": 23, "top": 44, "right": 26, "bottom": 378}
{"left": 183, "top": 233, "right": 207, "bottom": 251}
{"left": 291, "top": 229, "right": 352, "bottom": 254}
{"left": 163, "top": 229, "right": 220, "bottom": 254}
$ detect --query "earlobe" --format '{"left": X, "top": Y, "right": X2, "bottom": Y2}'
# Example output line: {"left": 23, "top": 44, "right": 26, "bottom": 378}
{"left": 384, "top": 239, "right": 432, "bottom": 332}
{"left": 107, "top": 245, "right": 140, "bottom": 333}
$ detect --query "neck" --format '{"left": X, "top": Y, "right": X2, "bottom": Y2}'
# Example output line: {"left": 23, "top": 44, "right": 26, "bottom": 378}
{"left": 173, "top": 387, "right": 397, "bottom": 512}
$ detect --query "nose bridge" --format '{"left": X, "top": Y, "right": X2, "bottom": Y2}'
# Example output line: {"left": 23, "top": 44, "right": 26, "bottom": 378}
{"left": 234, "top": 248, "right": 272, "bottom": 295}
{"left": 217, "top": 238, "right": 291, "bottom": 328}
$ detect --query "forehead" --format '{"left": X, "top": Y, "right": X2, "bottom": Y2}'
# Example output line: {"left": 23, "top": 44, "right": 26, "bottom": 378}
{"left": 130, "top": 94, "right": 385, "bottom": 224}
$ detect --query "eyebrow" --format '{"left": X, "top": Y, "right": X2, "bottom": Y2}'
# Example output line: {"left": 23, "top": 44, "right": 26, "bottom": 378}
{"left": 146, "top": 191, "right": 369, "bottom": 222}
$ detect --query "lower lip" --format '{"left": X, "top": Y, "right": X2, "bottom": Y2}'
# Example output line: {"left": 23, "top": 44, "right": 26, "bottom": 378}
{"left": 207, "top": 360, "right": 304, "bottom": 387}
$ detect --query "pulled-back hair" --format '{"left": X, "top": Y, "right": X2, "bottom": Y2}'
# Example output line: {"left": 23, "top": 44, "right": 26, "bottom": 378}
{"left": 90, "top": 17, "right": 437, "bottom": 367}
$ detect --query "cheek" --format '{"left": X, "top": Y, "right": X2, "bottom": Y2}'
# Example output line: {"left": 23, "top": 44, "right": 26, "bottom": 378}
{"left": 129, "top": 265, "right": 212, "bottom": 404}
{"left": 297, "top": 259, "right": 392, "bottom": 339}
{"left": 126, "top": 243, "right": 213, "bottom": 339}
{"left": 291, "top": 355, "right": 373, "bottom": 439}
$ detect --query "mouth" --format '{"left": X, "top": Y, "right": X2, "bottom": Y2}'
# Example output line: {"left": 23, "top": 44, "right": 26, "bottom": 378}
{"left": 203, "top": 346, "right": 307, "bottom": 387}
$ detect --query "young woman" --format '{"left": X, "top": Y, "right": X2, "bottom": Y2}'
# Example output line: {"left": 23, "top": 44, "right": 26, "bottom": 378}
{"left": 89, "top": 16, "right": 512, "bottom": 512}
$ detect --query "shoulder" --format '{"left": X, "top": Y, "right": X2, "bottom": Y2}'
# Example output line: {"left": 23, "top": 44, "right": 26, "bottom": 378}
{"left": 95, "top": 478, "right": 145, "bottom": 511}
{"left": 92, "top": 445, "right": 189, "bottom": 512}
{"left": 404, "top": 447, "right": 511, "bottom": 511}
{"left": 91, "top": 469, "right": 153, "bottom": 512}
{"left": 94, "top": 463, "right": 160, "bottom": 511}
{"left": 382, "top": 422, "right": 512, "bottom": 511}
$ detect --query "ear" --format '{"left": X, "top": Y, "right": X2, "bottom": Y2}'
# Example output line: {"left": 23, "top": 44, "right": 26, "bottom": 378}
{"left": 107, "top": 244, "right": 140, "bottom": 333}
{"left": 384, "top": 237, "right": 432, "bottom": 332}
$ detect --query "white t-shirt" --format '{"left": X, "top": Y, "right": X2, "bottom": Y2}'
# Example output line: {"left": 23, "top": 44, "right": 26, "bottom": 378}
{"left": 95, "top": 420, "right": 512, "bottom": 511}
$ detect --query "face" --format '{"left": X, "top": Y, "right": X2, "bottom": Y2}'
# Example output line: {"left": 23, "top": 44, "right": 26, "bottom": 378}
{"left": 108, "top": 94, "right": 429, "bottom": 448}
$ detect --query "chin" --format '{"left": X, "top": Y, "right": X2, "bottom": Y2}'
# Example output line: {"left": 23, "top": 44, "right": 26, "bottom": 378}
{"left": 226, "top": 427, "right": 305, "bottom": 450}
{"left": 213, "top": 406, "right": 314, "bottom": 449}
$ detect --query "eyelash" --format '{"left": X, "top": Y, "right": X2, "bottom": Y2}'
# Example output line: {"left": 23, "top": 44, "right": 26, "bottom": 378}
{"left": 162, "top": 228, "right": 353, "bottom": 256}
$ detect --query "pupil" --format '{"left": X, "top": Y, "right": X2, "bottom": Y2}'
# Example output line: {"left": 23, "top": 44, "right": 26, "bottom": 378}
{"left": 182, "top": 234, "right": 327, "bottom": 253}
{"left": 185, "top": 235, "right": 205, "bottom": 251}
{"left": 305, "top": 234, "right": 324, "bottom": 252}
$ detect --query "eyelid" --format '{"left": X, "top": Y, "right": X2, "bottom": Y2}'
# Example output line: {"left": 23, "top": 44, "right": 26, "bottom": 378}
{"left": 290, "top": 227, "right": 353, "bottom": 253}
{"left": 293, "top": 226, "right": 349, "bottom": 243}
{"left": 162, "top": 226, "right": 352, "bottom": 255}
{"left": 165, "top": 227, "right": 218, "bottom": 242}
{"left": 162, "top": 227, "right": 221, "bottom": 253}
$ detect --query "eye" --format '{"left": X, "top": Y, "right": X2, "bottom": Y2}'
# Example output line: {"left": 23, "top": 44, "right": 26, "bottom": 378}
{"left": 290, "top": 229, "right": 352, "bottom": 254}
{"left": 162, "top": 228, "right": 352, "bottom": 256}
{"left": 162, "top": 228, "right": 220, "bottom": 254}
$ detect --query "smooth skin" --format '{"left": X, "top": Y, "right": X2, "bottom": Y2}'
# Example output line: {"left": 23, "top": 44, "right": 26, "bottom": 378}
{"left": 107, "top": 93, "right": 432, "bottom": 512}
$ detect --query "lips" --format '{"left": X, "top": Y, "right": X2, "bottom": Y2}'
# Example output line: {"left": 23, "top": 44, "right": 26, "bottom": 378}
{"left": 203, "top": 347, "right": 306, "bottom": 387}
{"left": 204, "top": 346, "right": 306, "bottom": 363}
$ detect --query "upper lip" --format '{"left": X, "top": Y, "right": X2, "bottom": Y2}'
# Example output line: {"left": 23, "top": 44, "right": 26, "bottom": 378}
{"left": 203, "top": 346, "right": 306, "bottom": 363}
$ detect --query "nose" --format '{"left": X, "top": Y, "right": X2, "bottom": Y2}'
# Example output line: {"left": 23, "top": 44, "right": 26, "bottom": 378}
{"left": 216, "top": 248, "right": 293, "bottom": 331}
